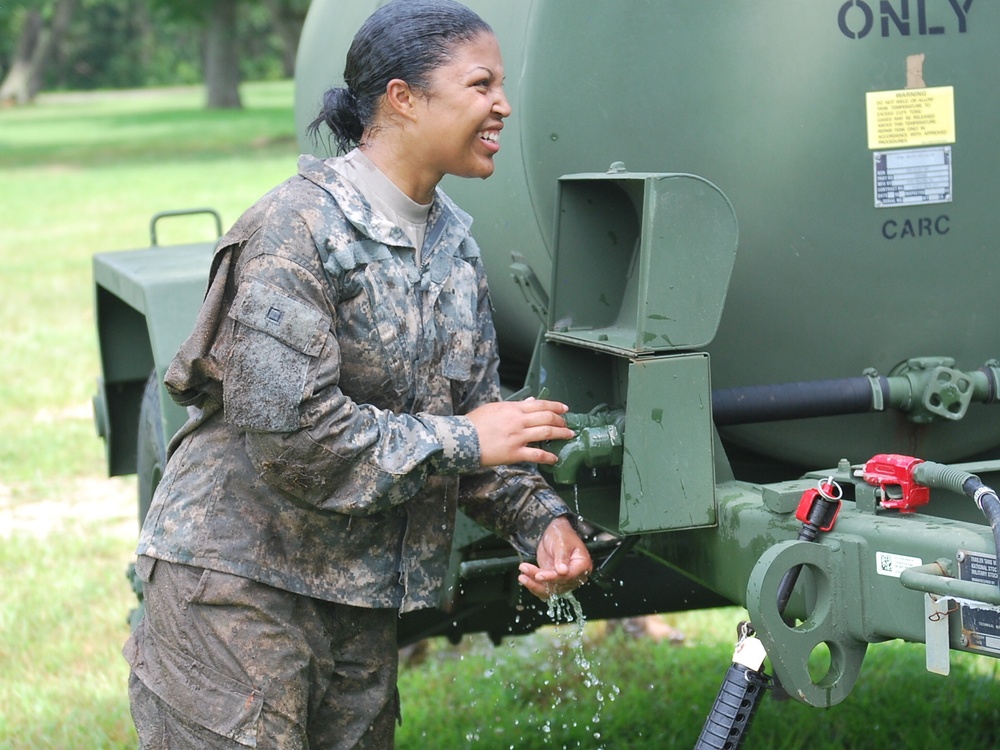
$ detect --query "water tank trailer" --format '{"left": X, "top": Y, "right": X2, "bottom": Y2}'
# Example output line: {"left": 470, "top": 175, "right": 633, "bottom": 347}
{"left": 93, "top": 0, "right": 1000, "bottom": 726}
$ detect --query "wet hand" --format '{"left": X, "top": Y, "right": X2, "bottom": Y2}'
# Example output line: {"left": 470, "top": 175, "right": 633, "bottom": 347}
{"left": 518, "top": 516, "right": 592, "bottom": 600}
{"left": 467, "top": 397, "right": 575, "bottom": 467}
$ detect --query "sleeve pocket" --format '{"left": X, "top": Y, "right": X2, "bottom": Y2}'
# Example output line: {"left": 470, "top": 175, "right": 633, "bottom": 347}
{"left": 224, "top": 280, "right": 331, "bottom": 432}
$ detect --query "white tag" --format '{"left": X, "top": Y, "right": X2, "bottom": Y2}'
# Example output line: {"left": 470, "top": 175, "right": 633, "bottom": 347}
{"left": 924, "top": 593, "right": 952, "bottom": 676}
{"left": 733, "top": 636, "right": 768, "bottom": 672}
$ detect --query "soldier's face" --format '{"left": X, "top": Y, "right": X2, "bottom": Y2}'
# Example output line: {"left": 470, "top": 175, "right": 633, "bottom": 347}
{"left": 410, "top": 32, "right": 511, "bottom": 185}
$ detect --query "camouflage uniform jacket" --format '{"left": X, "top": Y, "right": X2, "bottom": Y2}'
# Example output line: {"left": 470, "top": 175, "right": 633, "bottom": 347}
{"left": 136, "top": 153, "right": 571, "bottom": 613}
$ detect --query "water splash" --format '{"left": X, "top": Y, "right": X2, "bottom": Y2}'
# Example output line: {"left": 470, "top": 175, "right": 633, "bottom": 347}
{"left": 542, "top": 591, "right": 618, "bottom": 748}
{"left": 452, "top": 596, "right": 619, "bottom": 748}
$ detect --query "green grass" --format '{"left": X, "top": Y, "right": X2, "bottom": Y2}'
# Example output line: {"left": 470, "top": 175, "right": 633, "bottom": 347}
{"left": 2, "top": 82, "right": 999, "bottom": 749}
{"left": 395, "top": 613, "right": 1000, "bottom": 749}
{"left": 0, "top": 82, "right": 299, "bottom": 492}
{"left": 0, "top": 519, "right": 140, "bottom": 748}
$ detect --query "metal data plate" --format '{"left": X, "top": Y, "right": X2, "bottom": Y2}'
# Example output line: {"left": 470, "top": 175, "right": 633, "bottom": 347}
{"left": 873, "top": 146, "right": 952, "bottom": 208}
{"left": 957, "top": 550, "right": 1000, "bottom": 655}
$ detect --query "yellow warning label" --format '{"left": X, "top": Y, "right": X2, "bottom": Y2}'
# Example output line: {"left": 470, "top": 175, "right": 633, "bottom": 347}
{"left": 866, "top": 86, "right": 955, "bottom": 150}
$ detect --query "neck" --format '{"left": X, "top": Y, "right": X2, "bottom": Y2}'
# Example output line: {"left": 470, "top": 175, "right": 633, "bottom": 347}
{"left": 360, "top": 137, "right": 438, "bottom": 205}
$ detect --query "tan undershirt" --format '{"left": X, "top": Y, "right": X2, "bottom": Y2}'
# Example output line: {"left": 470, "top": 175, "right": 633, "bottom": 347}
{"left": 336, "top": 149, "right": 432, "bottom": 264}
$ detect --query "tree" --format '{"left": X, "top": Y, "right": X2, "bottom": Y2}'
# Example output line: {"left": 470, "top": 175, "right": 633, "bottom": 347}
{"left": 204, "top": 0, "right": 242, "bottom": 108}
{"left": 151, "top": 0, "right": 308, "bottom": 109}
{"left": 0, "top": 0, "right": 305, "bottom": 106}
{"left": 201, "top": 0, "right": 308, "bottom": 107}
{"left": 263, "top": 0, "right": 309, "bottom": 78}
{"left": 148, "top": 0, "right": 241, "bottom": 109}
{"left": 0, "top": 0, "right": 78, "bottom": 104}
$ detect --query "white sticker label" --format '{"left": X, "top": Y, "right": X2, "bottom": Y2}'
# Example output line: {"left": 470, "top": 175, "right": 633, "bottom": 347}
{"left": 876, "top": 551, "right": 922, "bottom": 578}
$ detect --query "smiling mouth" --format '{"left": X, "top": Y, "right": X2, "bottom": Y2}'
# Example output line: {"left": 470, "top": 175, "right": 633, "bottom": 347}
{"left": 478, "top": 130, "right": 499, "bottom": 145}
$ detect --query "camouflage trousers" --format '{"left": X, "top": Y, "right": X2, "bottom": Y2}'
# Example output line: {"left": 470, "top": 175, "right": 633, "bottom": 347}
{"left": 123, "top": 557, "right": 400, "bottom": 749}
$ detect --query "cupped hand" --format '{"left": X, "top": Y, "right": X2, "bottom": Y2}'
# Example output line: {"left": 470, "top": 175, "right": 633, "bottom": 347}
{"left": 518, "top": 516, "right": 593, "bottom": 600}
{"left": 466, "top": 397, "right": 575, "bottom": 467}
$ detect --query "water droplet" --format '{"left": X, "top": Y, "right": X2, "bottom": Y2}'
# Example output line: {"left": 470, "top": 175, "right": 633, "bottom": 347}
{"left": 541, "top": 592, "right": 616, "bottom": 736}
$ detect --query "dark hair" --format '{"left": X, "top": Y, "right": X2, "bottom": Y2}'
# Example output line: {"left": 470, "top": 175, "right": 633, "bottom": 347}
{"left": 309, "top": 0, "right": 493, "bottom": 155}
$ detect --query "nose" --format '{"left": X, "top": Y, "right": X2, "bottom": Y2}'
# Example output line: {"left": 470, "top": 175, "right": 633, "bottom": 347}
{"left": 494, "top": 86, "right": 512, "bottom": 118}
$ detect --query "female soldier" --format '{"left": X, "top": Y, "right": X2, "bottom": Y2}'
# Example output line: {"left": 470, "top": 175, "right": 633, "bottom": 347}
{"left": 123, "top": 1, "right": 592, "bottom": 747}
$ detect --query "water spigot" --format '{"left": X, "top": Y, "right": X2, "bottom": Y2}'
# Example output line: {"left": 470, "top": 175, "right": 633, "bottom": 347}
{"left": 541, "top": 406, "right": 626, "bottom": 485}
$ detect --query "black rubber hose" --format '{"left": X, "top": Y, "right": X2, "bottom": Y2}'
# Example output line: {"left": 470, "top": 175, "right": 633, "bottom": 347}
{"left": 775, "top": 523, "right": 820, "bottom": 614}
{"left": 977, "top": 365, "right": 998, "bottom": 404}
{"left": 964, "top": 476, "right": 1000, "bottom": 590}
{"left": 911, "top": 462, "right": 1000, "bottom": 591}
{"left": 711, "top": 376, "right": 889, "bottom": 426}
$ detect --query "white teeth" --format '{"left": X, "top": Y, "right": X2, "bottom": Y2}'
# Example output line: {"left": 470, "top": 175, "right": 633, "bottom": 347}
{"left": 479, "top": 131, "right": 498, "bottom": 143}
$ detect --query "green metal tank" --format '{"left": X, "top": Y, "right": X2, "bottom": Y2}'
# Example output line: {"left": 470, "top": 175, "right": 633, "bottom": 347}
{"left": 295, "top": 0, "right": 999, "bottom": 469}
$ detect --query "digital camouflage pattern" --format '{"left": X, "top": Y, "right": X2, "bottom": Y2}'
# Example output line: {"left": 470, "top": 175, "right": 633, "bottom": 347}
{"left": 136, "top": 153, "right": 571, "bottom": 612}
{"left": 125, "top": 557, "right": 399, "bottom": 749}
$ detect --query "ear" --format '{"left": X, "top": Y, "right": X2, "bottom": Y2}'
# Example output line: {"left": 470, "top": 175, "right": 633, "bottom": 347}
{"left": 384, "top": 78, "right": 419, "bottom": 121}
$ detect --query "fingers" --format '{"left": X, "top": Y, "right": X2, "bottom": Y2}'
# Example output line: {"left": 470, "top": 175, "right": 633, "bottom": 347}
{"left": 522, "top": 445, "right": 563, "bottom": 466}
{"left": 519, "top": 518, "right": 594, "bottom": 600}
{"left": 509, "top": 400, "right": 572, "bottom": 433}
{"left": 513, "top": 401, "right": 575, "bottom": 446}
{"left": 521, "top": 397, "right": 570, "bottom": 416}
{"left": 518, "top": 561, "right": 592, "bottom": 600}
{"left": 468, "top": 399, "right": 575, "bottom": 467}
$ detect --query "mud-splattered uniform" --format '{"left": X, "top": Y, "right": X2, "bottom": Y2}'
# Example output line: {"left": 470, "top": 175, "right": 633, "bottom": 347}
{"left": 124, "top": 153, "right": 571, "bottom": 749}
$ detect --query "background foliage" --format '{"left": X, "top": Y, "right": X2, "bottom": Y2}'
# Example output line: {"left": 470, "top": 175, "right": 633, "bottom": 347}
{"left": 0, "top": 0, "right": 308, "bottom": 94}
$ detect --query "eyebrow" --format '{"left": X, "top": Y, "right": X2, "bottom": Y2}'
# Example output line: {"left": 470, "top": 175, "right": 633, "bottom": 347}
{"left": 467, "top": 65, "right": 503, "bottom": 82}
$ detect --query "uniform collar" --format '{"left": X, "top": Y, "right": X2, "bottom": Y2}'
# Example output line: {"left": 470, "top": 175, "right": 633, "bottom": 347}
{"left": 296, "top": 153, "right": 475, "bottom": 250}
